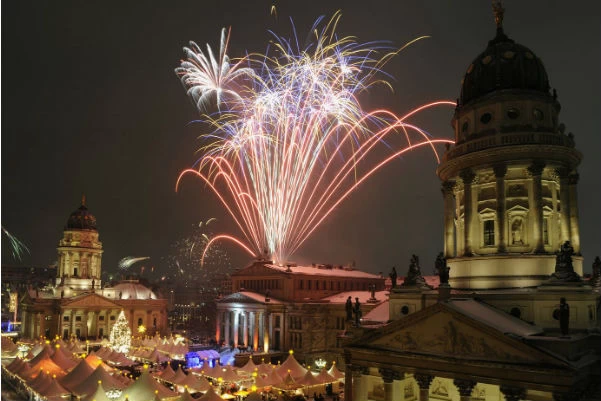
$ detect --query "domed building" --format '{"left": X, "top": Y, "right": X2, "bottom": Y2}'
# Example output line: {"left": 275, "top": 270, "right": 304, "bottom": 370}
{"left": 20, "top": 196, "right": 168, "bottom": 340}
{"left": 343, "top": 5, "right": 600, "bottom": 401}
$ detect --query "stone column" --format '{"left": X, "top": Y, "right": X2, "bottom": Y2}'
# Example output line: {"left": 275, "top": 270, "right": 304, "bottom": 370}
{"left": 352, "top": 367, "right": 367, "bottom": 401}
{"left": 557, "top": 169, "right": 571, "bottom": 244}
{"left": 343, "top": 351, "right": 353, "bottom": 401}
{"left": 215, "top": 311, "right": 221, "bottom": 345}
{"left": 460, "top": 169, "right": 476, "bottom": 256}
{"left": 224, "top": 311, "right": 230, "bottom": 347}
{"left": 233, "top": 311, "right": 240, "bottom": 348}
{"left": 528, "top": 163, "right": 545, "bottom": 253}
{"left": 243, "top": 312, "right": 249, "bottom": 349}
{"left": 263, "top": 312, "right": 270, "bottom": 352}
{"left": 568, "top": 173, "right": 581, "bottom": 253}
{"left": 253, "top": 312, "right": 259, "bottom": 351}
{"left": 453, "top": 379, "right": 476, "bottom": 401}
{"left": 500, "top": 385, "right": 526, "bottom": 401}
{"left": 442, "top": 181, "right": 456, "bottom": 258}
{"left": 494, "top": 164, "right": 507, "bottom": 253}
{"left": 379, "top": 369, "right": 401, "bottom": 401}
{"left": 415, "top": 374, "right": 433, "bottom": 401}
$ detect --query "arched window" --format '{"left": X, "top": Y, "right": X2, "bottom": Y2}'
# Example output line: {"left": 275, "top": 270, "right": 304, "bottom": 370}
{"left": 137, "top": 318, "right": 143, "bottom": 327}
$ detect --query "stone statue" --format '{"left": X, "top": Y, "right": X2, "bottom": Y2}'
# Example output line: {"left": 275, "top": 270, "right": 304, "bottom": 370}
{"left": 353, "top": 297, "right": 362, "bottom": 327}
{"left": 590, "top": 256, "right": 601, "bottom": 289}
{"left": 549, "top": 241, "right": 582, "bottom": 282}
{"left": 402, "top": 254, "right": 432, "bottom": 289}
{"left": 369, "top": 284, "right": 376, "bottom": 300}
{"left": 345, "top": 296, "right": 353, "bottom": 321}
{"left": 389, "top": 266, "right": 398, "bottom": 289}
{"left": 511, "top": 219, "right": 523, "bottom": 244}
{"left": 559, "top": 297, "right": 570, "bottom": 336}
{"left": 435, "top": 252, "right": 450, "bottom": 285}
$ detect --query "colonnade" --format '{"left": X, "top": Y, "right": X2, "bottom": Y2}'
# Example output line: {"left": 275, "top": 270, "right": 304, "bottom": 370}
{"left": 216, "top": 310, "right": 283, "bottom": 352}
{"left": 345, "top": 367, "right": 582, "bottom": 401}
{"left": 442, "top": 164, "right": 581, "bottom": 258}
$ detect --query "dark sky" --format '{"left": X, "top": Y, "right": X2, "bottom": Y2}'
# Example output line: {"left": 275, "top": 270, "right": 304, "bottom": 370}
{"left": 2, "top": 1, "right": 600, "bottom": 276}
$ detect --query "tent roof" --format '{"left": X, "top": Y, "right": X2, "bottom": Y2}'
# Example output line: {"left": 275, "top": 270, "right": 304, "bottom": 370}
{"left": 298, "top": 370, "right": 320, "bottom": 387}
{"left": 71, "top": 363, "right": 128, "bottom": 396}
{"left": 60, "top": 358, "right": 95, "bottom": 390}
{"left": 327, "top": 363, "right": 344, "bottom": 380}
{"left": 117, "top": 368, "right": 177, "bottom": 401}
{"left": 83, "top": 382, "right": 112, "bottom": 401}
{"left": 197, "top": 386, "right": 223, "bottom": 401}
{"left": 276, "top": 353, "right": 307, "bottom": 379}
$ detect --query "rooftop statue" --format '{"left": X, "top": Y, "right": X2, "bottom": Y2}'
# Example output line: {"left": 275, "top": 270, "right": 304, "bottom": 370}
{"left": 549, "top": 241, "right": 582, "bottom": 283}
{"left": 435, "top": 252, "right": 450, "bottom": 285}
{"left": 401, "top": 254, "right": 432, "bottom": 289}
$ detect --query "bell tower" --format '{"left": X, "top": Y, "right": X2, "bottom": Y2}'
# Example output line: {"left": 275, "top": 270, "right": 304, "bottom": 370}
{"left": 56, "top": 194, "right": 103, "bottom": 290}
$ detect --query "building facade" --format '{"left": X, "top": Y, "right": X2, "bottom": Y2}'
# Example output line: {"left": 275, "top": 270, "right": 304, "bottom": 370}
{"left": 216, "top": 261, "right": 387, "bottom": 368}
{"left": 20, "top": 197, "right": 168, "bottom": 340}
{"left": 343, "top": 5, "right": 600, "bottom": 401}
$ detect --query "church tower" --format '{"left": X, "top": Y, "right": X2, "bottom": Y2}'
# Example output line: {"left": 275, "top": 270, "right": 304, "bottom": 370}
{"left": 56, "top": 195, "right": 103, "bottom": 290}
{"left": 436, "top": 4, "right": 583, "bottom": 289}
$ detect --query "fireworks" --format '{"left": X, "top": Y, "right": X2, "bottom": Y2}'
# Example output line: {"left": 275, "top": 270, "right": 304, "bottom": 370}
{"left": 2, "top": 226, "right": 30, "bottom": 261}
{"left": 118, "top": 256, "right": 150, "bottom": 270}
{"left": 176, "top": 12, "right": 454, "bottom": 264}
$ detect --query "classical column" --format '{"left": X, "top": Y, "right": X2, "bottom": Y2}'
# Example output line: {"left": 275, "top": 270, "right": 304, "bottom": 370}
{"left": 243, "top": 312, "right": 249, "bottom": 348}
{"left": 556, "top": 169, "right": 571, "bottom": 244}
{"left": 379, "top": 369, "right": 401, "bottom": 401}
{"left": 352, "top": 367, "right": 367, "bottom": 401}
{"left": 460, "top": 169, "right": 476, "bottom": 256}
{"left": 233, "top": 311, "right": 240, "bottom": 348}
{"left": 528, "top": 163, "right": 546, "bottom": 253}
{"left": 253, "top": 312, "right": 259, "bottom": 351}
{"left": 442, "top": 181, "right": 456, "bottom": 258}
{"left": 263, "top": 312, "right": 270, "bottom": 352}
{"left": 500, "top": 385, "right": 526, "bottom": 401}
{"left": 494, "top": 164, "right": 508, "bottom": 253}
{"left": 343, "top": 351, "right": 353, "bottom": 401}
{"left": 568, "top": 173, "right": 581, "bottom": 253}
{"left": 453, "top": 379, "right": 476, "bottom": 401}
{"left": 415, "top": 374, "right": 433, "bottom": 401}
{"left": 224, "top": 311, "right": 230, "bottom": 347}
{"left": 215, "top": 311, "right": 221, "bottom": 345}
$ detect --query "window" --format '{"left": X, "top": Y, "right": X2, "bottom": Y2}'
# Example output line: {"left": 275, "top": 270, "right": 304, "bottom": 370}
{"left": 308, "top": 280, "right": 312, "bottom": 290}
{"left": 299, "top": 280, "right": 304, "bottom": 290}
{"left": 63, "top": 316, "right": 70, "bottom": 322}
{"left": 484, "top": 220, "right": 495, "bottom": 246}
{"left": 507, "top": 108, "right": 520, "bottom": 119}
{"left": 401, "top": 306, "right": 410, "bottom": 315}
{"left": 138, "top": 318, "right": 143, "bottom": 326}
{"left": 110, "top": 315, "right": 116, "bottom": 321}
{"left": 99, "top": 316, "right": 105, "bottom": 321}
{"left": 480, "top": 112, "right": 492, "bottom": 124}
{"left": 533, "top": 108, "right": 544, "bottom": 121}
{"left": 75, "top": 316, "right": 82, "bottom": 322}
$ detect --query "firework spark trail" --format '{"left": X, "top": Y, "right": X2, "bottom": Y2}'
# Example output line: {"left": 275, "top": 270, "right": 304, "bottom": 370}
{"left": 176, "top": 12, "right": 455, "bottom": 264}
{"left": 1, "top": 226, "right": 30, "bottom": 261}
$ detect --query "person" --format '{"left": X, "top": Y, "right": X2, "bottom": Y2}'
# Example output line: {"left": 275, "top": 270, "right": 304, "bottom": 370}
{"left": 559, "top": 297, "right": 570, "bottom": 336}
{"left": 354, "top": 297, "right": 362, "bottom": 326}
{"left": 345, "top": 296, "right": 353, "bottom": 321}
{"left": 389, "top": 266, "right": 397, "bottom": 288}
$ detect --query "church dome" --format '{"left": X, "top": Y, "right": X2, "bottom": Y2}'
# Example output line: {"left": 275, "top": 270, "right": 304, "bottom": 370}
{"left": 112, "top": 280, "right": 157, "bottom": 300}
{"left": 460, "top": 28, "right": 550, "bottom": 105}
{"left": 66, "top": 195, "right": 97, "bottom": 231}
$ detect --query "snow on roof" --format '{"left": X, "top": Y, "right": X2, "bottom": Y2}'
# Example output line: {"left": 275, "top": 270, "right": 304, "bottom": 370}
{"left": 361, "top": 300, "right": 390, "bottom": 323}
{"left": 264, "top": 263, "right": 382, "bottom": 279}
{"left": 240, "top": 291, "right": 284, "bottom": 304}
{"left": 320, "top": 291, "right": 388, "bottom": 304}
{"left": 447, "top": 298, "right": 544, "bottom": 337}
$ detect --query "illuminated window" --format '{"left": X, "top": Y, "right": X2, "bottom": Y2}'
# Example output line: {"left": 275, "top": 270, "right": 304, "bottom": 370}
{"left": 483, "top": 220, "right": 495, "bottom": 246}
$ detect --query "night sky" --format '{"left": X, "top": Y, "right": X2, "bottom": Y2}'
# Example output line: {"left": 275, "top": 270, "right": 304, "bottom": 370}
{"left": 2, "top": 1, "right": 600, "bottom": 277}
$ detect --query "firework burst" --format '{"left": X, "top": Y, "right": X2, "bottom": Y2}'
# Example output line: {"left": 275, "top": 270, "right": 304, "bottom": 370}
{"left": 176, "top": 12, "right": 454, "bottom": 264}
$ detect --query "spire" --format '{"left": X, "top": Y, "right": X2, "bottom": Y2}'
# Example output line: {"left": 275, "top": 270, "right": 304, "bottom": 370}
{"left": 492, "top": 0, "right": 505, "bottom": 31}
{"left": 81, "top": 193, "right": 86, "bottom": 207}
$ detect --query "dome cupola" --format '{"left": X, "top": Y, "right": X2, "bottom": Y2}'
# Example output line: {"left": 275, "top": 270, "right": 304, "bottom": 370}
{"left": 66, "top": 194, "right": 97, "bottom": 231}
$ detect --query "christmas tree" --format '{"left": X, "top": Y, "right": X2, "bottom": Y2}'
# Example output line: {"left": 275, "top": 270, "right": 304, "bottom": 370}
{"left": 109, "top": 310, "right": 131, "bottom": 353}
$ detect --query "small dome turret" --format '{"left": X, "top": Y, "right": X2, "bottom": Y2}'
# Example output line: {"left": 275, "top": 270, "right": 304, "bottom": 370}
{"left": 66, "top": 194, "right": 97, "bottom": 231}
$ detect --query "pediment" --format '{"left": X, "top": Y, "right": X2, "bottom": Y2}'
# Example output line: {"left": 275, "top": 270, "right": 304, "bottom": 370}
{"left": 62, "top": 293, "right": 122, "bottom": 309}
{"left": 232, "top": 262, "right": 285, "bottom": 277}
{"left": 218, "top": 292, "right": 266, "bottom": 304}
{"left": 352, "top": 302, "right": 563, "bottom": 366}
